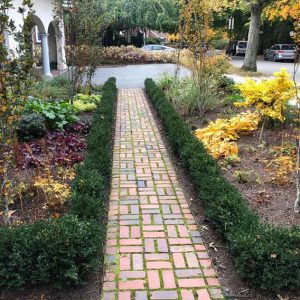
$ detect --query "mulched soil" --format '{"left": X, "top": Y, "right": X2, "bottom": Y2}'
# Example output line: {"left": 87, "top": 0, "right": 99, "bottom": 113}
{"left": 187, "top": 107, "right": 300, "bottom": 228}
{"left": 0, "top": 273, "right": 102, "bottom": 300}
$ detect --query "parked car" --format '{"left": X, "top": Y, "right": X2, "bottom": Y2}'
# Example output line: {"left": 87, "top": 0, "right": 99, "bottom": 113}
{"left": 236, "top": 41, "right": 247, "bottom": 56}
{"left": 141, "top": 45, "right": 176, "bottom": 52}
{"left": 226, "top": 40, "right": 247, "bottom": 56}
{"left": 264, "top": 44, "right": 298, "bottom": 62}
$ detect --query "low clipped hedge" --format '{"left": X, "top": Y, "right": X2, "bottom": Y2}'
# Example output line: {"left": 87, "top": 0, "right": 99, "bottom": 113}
{"left": 145, "top": 78, "right": 300, "bottom": 292}
{"left": 0, "top": 78, "right": 117, "bottom": 288}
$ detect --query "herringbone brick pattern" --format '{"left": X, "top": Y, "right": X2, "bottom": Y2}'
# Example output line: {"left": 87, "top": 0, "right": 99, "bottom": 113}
{"left": 102, "top": 89, "right": 223, "bottom": 300}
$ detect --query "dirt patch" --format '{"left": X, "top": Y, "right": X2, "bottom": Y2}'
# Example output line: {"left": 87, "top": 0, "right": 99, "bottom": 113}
{"left": 224, "top": 130, "right": 300, "bottom": 228}
{"left": 0, "top": 272, "right": 102, "bottom": 300}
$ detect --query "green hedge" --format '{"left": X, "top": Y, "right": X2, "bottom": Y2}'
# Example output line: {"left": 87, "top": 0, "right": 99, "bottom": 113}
{"left": 144, "top": 78, "right": 300, "bottom": 292}
{"left": 0, "top": 78, "right": 117, "bottom": 288}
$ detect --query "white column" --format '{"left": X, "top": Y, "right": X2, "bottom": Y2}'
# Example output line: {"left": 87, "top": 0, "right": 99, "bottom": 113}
{"left": 56, "top": 19, "right": 67, "bottom": 71}
{"left": 40, "top": 33, "right": 52, "bottom": 77}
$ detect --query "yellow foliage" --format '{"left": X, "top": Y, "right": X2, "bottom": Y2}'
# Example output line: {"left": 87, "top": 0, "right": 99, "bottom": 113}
{"left": 34, "top": 169, "right": 74, "bottom": 208}
{"left": 234, "top": 68, "right": 295, "bottom": 122}
{"left": 74, "top": 100, "right": 97, "bottom": 112}
{"left": 73, "top": 93, "right": 101, "bottom": 112}
{"left": 266, "top": 154, "right": 296, "bottom": 185}
{"left": 195, "top": 112, "right": 260, "bottom": 159}
{"left": 265, "top": 0, "right": 300, "bottom": 42}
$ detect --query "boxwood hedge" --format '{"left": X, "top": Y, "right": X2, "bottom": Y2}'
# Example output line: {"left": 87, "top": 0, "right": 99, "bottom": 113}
{"left": 0, "top": 78, "right": 117, "bottom": 288}
{"left": 145, "top": 78, "right": 300, "bottom": 292}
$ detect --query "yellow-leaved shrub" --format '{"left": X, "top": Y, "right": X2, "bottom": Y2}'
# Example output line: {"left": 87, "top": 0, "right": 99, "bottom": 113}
{"left": 73, "top": 94, "right": 101, "bottom": 112}
{"left": 234, "top": 68, "right": 295, "bottom": 122}
{"left": 195, "top": 112, "right": 260, "bottom": 159}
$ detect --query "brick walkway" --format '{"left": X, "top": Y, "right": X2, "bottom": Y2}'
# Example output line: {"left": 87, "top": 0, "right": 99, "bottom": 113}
{"left": 102, "top": 89, "right": 223, "bottom": 300}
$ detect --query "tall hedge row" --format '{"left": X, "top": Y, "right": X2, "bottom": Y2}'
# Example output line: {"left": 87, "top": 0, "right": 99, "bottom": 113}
{"left": 0, "top": 78, "right": 117, "bottom": 288}
{"left": 144, "top": 78, "right": 300, "bottom": 292}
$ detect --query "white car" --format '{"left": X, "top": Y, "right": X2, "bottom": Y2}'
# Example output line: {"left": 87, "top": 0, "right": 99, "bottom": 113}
{"left": 141, "top": 45, "right": 176, "bottom": 52}
{"left": 236, "top": 41, "right": 247, "bottom": 56}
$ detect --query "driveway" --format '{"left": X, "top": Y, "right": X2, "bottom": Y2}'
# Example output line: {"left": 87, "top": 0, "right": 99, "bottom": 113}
{"left": 230, "top": 56, "right": 300, "bottom": 82}
{"left": 92, "top": 64, "right": 190, "bottom": 88}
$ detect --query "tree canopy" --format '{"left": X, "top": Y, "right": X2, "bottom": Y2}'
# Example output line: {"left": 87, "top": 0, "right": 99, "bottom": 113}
{"left": 105, "top": 0, "right": 179, "bottom": 33}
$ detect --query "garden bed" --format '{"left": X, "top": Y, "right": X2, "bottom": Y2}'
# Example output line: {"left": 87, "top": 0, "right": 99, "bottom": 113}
{"left": 0, "top": 116, "right": 91, "bottom": 226}
{"left": 186, "top": 108, "right": 300, "bottom": 228}
{"left": 0, "top": 77, "right": 117, "bottom": 290}
{"left": 145, "top": 78, "right": 300, "bottom": 293}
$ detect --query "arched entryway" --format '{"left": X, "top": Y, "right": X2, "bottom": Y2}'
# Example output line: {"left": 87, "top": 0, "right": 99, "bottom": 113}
{"left": 48, "top": 21, "right": 58, "bottom": 70}
{"left": 48, "top": 20, "right": 67, "bottom": 72}
{"left": 31, "top": 15, "right": 52, "bottom": 77}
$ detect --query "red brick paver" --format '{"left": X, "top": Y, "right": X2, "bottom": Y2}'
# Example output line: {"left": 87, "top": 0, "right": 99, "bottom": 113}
{"left": 102, "top": 89, "right": 223, "bottom": 300}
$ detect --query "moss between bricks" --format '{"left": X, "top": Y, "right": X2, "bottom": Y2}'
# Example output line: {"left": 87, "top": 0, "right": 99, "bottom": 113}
{"left": 0, "top": 78, "right": 117, "bottom": 288}
{"left": 144, "top": 78, "right": 300, "bottom": 292}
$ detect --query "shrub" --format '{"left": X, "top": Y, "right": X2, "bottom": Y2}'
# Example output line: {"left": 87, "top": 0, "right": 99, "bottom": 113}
{"left": 235, "top": 68, "right": 295, "bottom": 122}
{"left": 213, "top": 38, "right": 228, "bottom": 50}
{"left": 145, "top": 37, "right": 161, "bottom": 45}
{"left": 99, "top": 46, "right": 175, "bottom": 65}
{"left": 73, "top": 94, "right": 101, "bottom": 112}
{"left": 0, "top": 78, "right": 117, "bottom": 288}
{"left": 25, "top": 97, "right": 78, "bottom": 129}
{"left": 145, "top": 78, "right": 300, "bottom": 292}
{"left": 0, "top": 215, "right": 100, "bottom": 288}
{"left": 158, "top": 75, "right": 199, "bottom": 115}
{"left": 177, "top": 53, "right": 230, "bottom": 117}
{"left": 218, "top": 76, "right": 236, "bottom": 92}
{"left": 194, "top": 112, "right": 260, "bottom": 159}
{"left": 29, "top": 77, "right": 71, "bottom": 100}
{"left": 17, "top": 112, "right": 46, "bottom": 141}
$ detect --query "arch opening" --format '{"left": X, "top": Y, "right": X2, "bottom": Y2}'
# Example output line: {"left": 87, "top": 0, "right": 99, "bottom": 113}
{"left": 48, "top": 21, "right": 58, "bottom": 70}
{"left": 30, "top": 15, "right": 46, "bottom": 68}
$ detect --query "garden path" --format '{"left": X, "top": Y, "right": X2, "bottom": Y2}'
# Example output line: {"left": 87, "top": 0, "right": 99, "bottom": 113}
{"left": 102, "top": 89, "right": 223, "bottom": 300}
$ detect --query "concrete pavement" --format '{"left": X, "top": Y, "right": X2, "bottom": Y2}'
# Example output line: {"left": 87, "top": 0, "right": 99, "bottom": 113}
{"left": 92, "top": 64, "right": 190, "bottom": 88}
{"left": 230, "top": 56, "right": 300, "bottom": 82}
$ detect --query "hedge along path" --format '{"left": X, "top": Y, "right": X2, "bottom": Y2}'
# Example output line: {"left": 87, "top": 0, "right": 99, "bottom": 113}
{"left": 102, "top": 89, "right": 223, "bottom": 300}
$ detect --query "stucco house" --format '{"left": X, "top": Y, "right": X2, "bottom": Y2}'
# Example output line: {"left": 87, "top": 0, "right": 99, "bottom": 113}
{"left": 6, "top": 0, "right": 67, "bottom": 77}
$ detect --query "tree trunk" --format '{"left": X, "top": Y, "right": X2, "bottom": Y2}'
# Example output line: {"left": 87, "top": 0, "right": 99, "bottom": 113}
{"left": 295, "top": 139, "right": 300, "bottom": 213}
{"left": 127, "top": 29, "right": 132, "bottom": 44}
{"left": 242, "top": 2, "right": 262, "bottom": 72}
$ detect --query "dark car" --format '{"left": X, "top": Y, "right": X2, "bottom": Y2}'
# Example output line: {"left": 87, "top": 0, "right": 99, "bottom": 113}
{"left": 264, "top": 44, "right": 298, "bottom": 62}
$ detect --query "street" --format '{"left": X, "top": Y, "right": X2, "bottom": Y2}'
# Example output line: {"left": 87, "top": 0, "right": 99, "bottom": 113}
{"left": 92, "top": 64, "right": 190, "bottom": 88}
{"left": 230, "top": 55, "right": 300, "bottom": 82}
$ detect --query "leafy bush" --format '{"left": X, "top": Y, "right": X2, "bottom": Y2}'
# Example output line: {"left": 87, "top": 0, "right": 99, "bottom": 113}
{"left": 73, "top": 94, "right": 101, "bottom": 112}
{"left": 29, "top": 77, "right": 71, "bottom": 100}
{"left": 235, "top": 68, "right": 295, "bottom": 122}
{"left": 19, "top": 130, "right": 86, "bottom": 169}
{"left": 0, "top": 215, "right": 100, "bottom": 288}
{"left": 145, "top": 37, "right": 161, "bottom": 44}
{"left": 145, "top": 78, "right": 300, "bottom": 292}
{"left": 0, "top": 78, "right": 117, "bottom": 288}
{"left": 159, "top": 75, "right": 200, "bottom": 115}
{"left": 218, "top": 76, "right": 236, "bottom": 93}
{"left": 213, "top": 38, "right": 228, "bottom": 50}
{"left": 194, "top": 112, "right": 260, "bottom": 159}
{"left": 17, "top": 112, "right": 46, "bottom": 142}
{"left": 99, "top": 46, "right": 175, "bottom": 65}
{"left": 25, "top": 97, "right": 78, "bottom": 129}
{"left": 190, "top": 55, "right": 230, "bottom": 118}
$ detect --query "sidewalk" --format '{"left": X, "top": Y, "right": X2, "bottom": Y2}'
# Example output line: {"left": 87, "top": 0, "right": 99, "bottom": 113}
{"left": 102, "top": 88, "right": 223, "bottom": 300}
